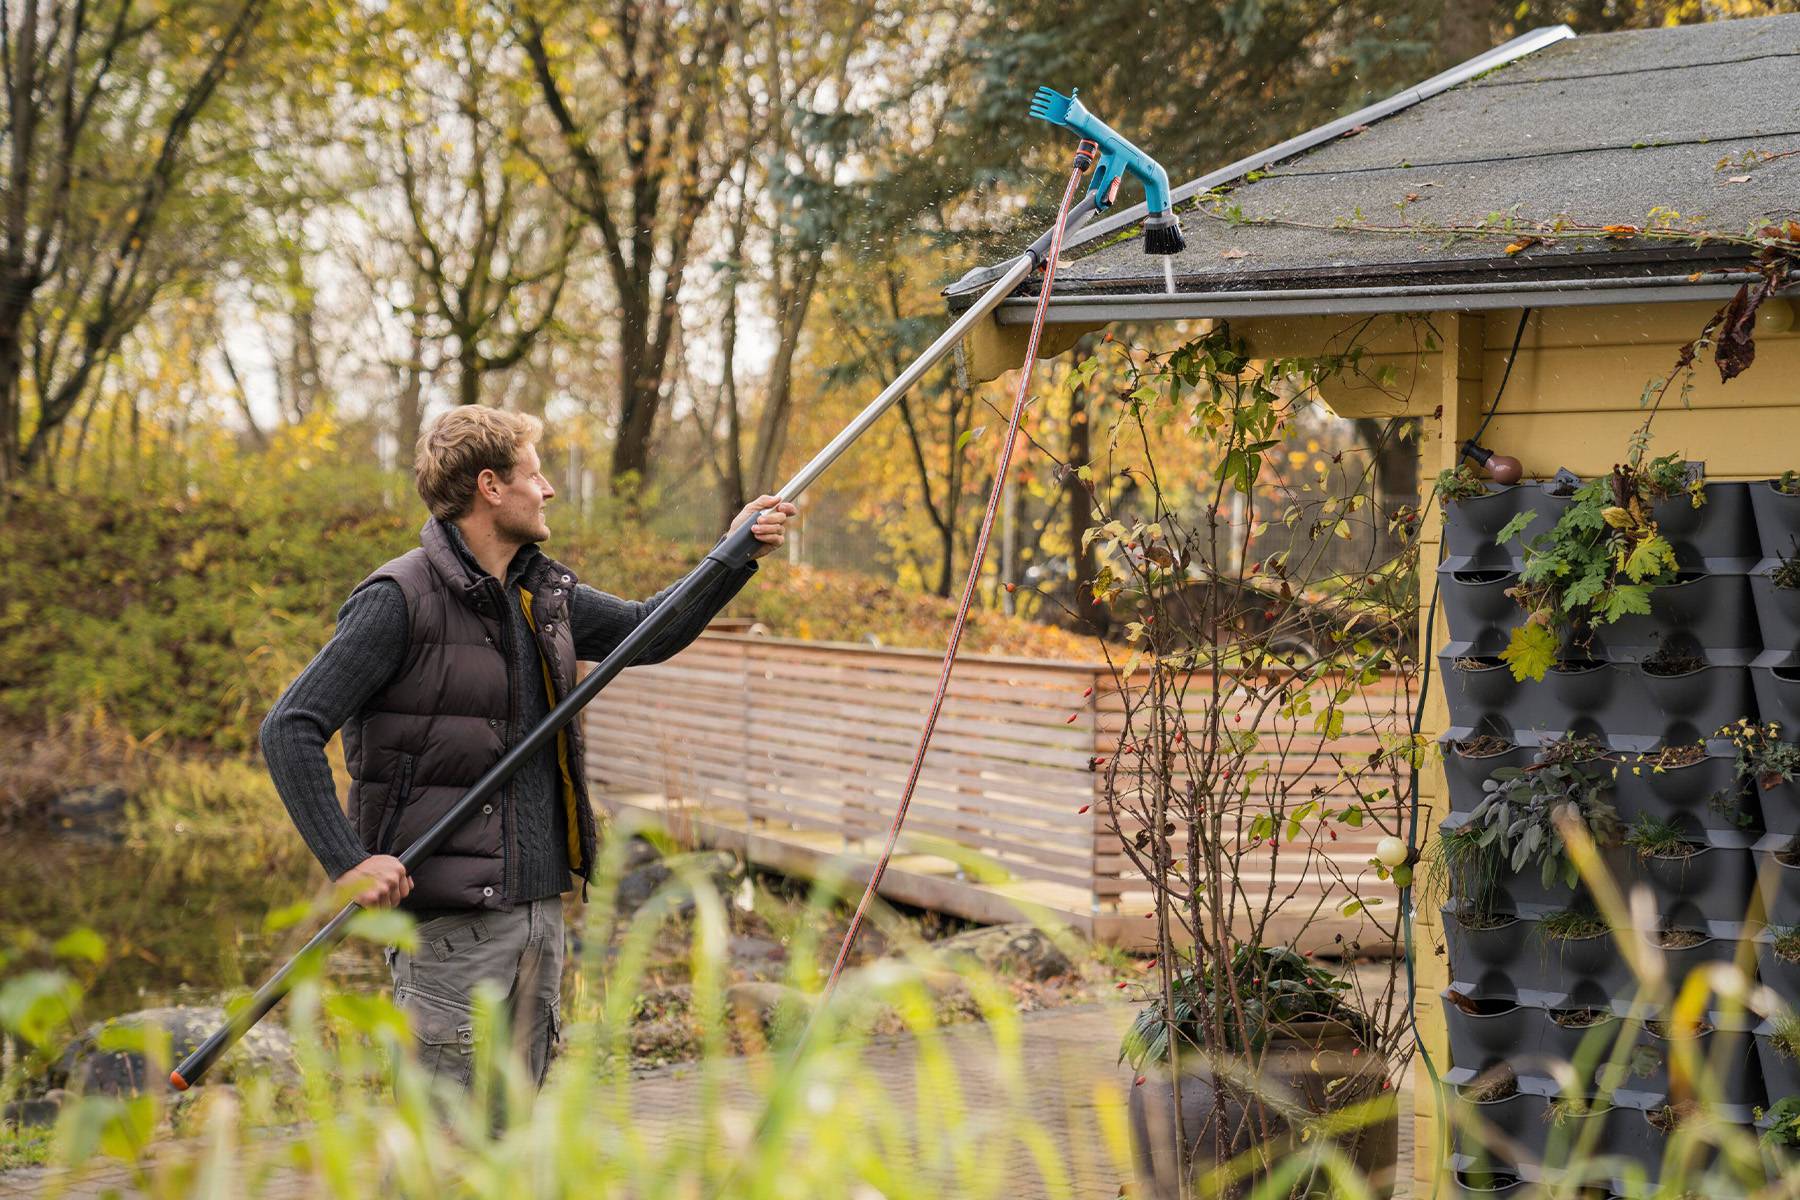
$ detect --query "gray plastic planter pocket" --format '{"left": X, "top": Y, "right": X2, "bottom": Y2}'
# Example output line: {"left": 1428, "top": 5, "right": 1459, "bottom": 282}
{"left": 1652, "top": 481, "right": 1758, "bottom": 567}
{"left": 1441, "top": 737, "right": 1534, "bottom": 815}
{"left": 1611, "top": 1019, "right": 1759, "bottom": 1111}
{"left": 1756, "top": 847, "right": 1800, "bottom": 929}
{"left": 1443, "top": 995, "right": 1625, "bottom": 1094}
{"left": 1624, "top": 838, "right": 1758, "bottom": 939}
{"left": 1751, "top": 559, "right": 1800, "bottom": 656}
{"left": 1756, "top": 1025, "right": 1800, "bottom": 1102}
{"left": 1443, "top": 483, "right": 1570, "bottom": 568}
{"left": 1440, "top": 649, "right": 1754, "bottom": 750}
{"left": 1590, "top": 571, "right": 1757, "bottom": 660}
{"left": 1752, "top": 479, "right": 1800, "bottom": 561}
{"left": 1442, "top": 909, "right": 1631, "bottom": 1010}
{"left": 1757, "top": 776, "right": 1800, "bottom": 840}
{"left": 1751, "top": 652, "right": 1800, "bottom": 735}
{"left": 1609, "top": 750, "right": 1750, "bottom": 838}
{"left": 1440, "top": 567, "right": 1524, "bottom": 651}
{"left": 1757, "top": 936, "right": 1800, "bottom": 1001}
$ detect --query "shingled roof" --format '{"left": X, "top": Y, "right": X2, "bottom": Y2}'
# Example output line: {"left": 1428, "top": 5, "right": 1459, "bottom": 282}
{"left": 948, "top": 14, "right": 1800, "bottom": 321}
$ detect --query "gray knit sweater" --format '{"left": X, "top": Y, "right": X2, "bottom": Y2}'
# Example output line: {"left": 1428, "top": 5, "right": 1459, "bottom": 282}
{"left": 261, "top": 523, "right": 754, "bottom": 907}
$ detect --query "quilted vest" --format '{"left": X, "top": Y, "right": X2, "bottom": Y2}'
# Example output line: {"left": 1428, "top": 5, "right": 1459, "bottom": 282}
{"left": 341, "top": 518, "right": 596, "bottom": 911}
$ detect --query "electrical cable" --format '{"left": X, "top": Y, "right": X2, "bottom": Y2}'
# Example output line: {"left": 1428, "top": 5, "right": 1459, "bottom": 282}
{"left": 1400, "top": 308, "right": 1532, "bottom": 1200}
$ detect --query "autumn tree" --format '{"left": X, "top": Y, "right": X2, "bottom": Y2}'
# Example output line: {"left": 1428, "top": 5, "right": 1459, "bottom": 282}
{"left": 0, "top": 0, "right": 273, "bottom": 488}
{"left": 513, "top": 0, "right": 752, "bottom": 489}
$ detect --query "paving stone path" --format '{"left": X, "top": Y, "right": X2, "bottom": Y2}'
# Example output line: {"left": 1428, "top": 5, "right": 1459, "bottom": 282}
{"left": 0, "top": 1003, "right": 1416, "bottom": 1198}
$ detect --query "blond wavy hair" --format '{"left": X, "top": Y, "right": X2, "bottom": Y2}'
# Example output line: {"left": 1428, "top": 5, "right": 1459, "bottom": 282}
{"left": 414, "top": 406, "right": 544, "bottom": 521}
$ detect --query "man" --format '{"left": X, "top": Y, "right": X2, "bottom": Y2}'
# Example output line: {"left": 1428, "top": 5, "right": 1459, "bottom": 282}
{"left": 262, "top": 404, "right": 794, "bottom": 1092}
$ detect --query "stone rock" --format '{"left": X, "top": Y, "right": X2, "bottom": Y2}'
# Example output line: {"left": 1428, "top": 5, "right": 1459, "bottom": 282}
{"left": 928, "top": 924, "right": 1076, "bottom": 982}
{"left": 614, "top": 851, "right": 743, "bottom": 918}
{"left": 50, "top": 1006, "right": 298, "bottom": 1097}
{"left": 727, "top": 935, "right": 787, "bottom": 979}
{"left": 48, "top": 785, "right": 127, "bottom": 833}
{"left": 2, "top": 1088, "right": 67, "bottom": 1127}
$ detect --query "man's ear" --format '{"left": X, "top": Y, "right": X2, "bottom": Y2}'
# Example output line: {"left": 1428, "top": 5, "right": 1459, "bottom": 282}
{"left": 475, "top": 468, "right": 501, "bottom": 506}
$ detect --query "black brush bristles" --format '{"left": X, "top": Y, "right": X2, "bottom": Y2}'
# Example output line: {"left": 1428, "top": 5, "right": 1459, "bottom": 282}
{"left": 1143, "top": 213, "right": 1186, "bottom": 256}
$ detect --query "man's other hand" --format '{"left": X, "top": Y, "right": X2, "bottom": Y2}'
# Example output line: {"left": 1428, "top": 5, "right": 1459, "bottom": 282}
{"left": 730, "top": 495, "right": 798, "bottom": 559}
{"left": 338, "top": 854, "right": 413, "bottom": 908}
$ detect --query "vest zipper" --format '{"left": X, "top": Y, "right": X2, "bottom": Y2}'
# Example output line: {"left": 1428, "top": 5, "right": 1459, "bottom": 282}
{"left": 378, "top": 753, "right": 414, "bottom": 856}
{"left": 494, "top": 578, "right": 518, "bottom": 907}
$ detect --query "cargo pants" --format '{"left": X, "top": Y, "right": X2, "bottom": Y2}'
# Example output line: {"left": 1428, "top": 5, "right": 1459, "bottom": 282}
{"left": 385, "top": 895, "right": 564, "bottom": 1092}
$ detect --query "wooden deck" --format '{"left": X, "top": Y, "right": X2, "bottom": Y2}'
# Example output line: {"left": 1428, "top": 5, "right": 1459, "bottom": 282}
{"left": 584, "top": 632, "right": 1407, "bottom": 950}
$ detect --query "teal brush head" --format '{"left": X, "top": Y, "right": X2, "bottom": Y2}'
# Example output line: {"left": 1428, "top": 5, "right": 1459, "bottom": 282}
{"left": 1028, "top": 86, "right": 1184, "bottom": 255}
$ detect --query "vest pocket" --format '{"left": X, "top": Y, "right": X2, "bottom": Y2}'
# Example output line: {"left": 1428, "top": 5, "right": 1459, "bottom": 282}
{"left": 378, "top": 753, "right": 415, "bottom": 856}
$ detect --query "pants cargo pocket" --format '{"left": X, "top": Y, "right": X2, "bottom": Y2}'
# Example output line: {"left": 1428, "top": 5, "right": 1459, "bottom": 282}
{"left": 538, "top": 994, "right": 563, "bottom": 1087}
{"left": 398, "top": 986, "right": 474, "bottom": 1089}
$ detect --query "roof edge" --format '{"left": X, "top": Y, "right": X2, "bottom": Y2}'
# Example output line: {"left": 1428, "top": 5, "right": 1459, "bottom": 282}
{"left": 944, "top": 24, "right": 1575, "bottom": 299}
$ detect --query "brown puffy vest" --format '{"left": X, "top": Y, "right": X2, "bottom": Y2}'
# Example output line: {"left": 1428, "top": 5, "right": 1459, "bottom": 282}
{"left": 341, "top": 518, "right": 596, "bottom": 911}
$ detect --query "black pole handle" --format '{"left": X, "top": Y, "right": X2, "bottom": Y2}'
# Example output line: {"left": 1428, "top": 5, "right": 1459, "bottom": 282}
{"left": 172, "top": 539, "right": 749, "bottom": 1090}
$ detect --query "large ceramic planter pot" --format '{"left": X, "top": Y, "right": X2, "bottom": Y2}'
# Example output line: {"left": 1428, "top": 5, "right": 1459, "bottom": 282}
{"left": 1752, "top": 480, "right": 1800, "bottom": 561}
{"left": 1127, "top": 1019, "right": 1398, "bottom": 1199}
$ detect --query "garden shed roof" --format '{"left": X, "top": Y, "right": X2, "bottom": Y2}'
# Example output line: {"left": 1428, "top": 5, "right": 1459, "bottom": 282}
{"left": 947, "top": 14, "right": 1800, "bottom": 323}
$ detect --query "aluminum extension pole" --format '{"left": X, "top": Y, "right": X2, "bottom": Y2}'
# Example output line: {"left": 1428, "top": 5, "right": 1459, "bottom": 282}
{"left": 172, "top": 199, "right": 1095, "bottom": 1092}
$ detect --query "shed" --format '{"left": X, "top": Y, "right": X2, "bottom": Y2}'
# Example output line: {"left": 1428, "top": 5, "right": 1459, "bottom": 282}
{"left": 951, "top": 14, "right": 1800, "bottom": 1194}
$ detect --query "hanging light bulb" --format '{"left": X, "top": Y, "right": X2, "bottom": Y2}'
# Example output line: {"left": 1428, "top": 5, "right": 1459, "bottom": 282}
{"left": 1462, "top": 441, "right": 1523, "bottom": 485}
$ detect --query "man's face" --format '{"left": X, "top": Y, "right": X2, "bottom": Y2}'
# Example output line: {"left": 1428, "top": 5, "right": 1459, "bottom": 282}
{"left": 487, "top": 441, "right": 555, "bottom": 544}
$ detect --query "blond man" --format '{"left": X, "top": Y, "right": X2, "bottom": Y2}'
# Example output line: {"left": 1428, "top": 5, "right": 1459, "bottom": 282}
{"left": 262, "top": 405, "right": 793, "bottom": 1090}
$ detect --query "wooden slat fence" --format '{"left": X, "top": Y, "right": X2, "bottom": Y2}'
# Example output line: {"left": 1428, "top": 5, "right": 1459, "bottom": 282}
{"left": 584, "top": 633, "right": 1410, "bottom": 948}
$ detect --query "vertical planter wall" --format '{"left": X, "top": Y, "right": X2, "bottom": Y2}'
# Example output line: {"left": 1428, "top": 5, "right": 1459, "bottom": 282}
{"left": 1436, "top": 478, "right": 1798, "bottom": 1194}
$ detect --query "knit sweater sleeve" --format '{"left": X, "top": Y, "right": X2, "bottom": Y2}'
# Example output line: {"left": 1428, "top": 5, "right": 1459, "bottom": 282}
{"left": 572, "top": 560, "right": 758, "bottom": 666}
{"left": 260, "top": 580, "right": 410, "bottom": 880}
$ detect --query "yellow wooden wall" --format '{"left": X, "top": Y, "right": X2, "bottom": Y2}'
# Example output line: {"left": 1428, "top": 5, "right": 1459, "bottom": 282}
{"left": 1238, "top": 298, "right": 1800, "bottom": 1193}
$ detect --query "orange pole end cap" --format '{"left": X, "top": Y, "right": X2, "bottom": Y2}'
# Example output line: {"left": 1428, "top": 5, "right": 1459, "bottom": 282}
{"left": 169, "top": 1070, "right": 189, "bottom": 1092}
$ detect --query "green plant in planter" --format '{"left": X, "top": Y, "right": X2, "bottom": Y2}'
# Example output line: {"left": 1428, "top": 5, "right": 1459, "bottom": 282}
{"left": 1758, "top": 1095, "right": 1800, "bottom": 1148}
{"left": 1773, "top": 544, "right": 1800, "bottom": 591}
{"left": 1623, "top": 815, "right": 1707, "bottom": 864}
{"left": 1772, "top": 1013, "right": 1800, "bottom": 1062}
{"left": 1119, "top": 946, "right": 1368, "bottom": 1068}
{"left": 1469, "top": 757, "right": 1623, "bottom": 889}
{"left": 1435, "top": 463, "right": 1489, "bottom": 504}
{"left": 1495, "top": 452, "right": 1698, "bottom": 682}
{"left": 1541, "top": 909, "right": 1608, "bottom": 940}
{"left": 1723, "top": 718, "right": 1800, "bottom": 792}
{"left": 1773, "top": 926, "right": 1800, "bottom": 966}
{"left": 1777, "top": 471, "right": 1800, "bottom": 497}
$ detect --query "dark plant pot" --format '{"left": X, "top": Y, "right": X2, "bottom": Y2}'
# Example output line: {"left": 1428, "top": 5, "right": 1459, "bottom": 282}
{"left": 1757, "top": 937, "right": 1800, "bottom": 1002}
{"left": 1631, "top": 845, "right": 1755, "bottom": 935}
{"left": 1128, "top": 1019, "right": 1398, "bottom": 1199}
{"left": 1444, "top": 484, "right": 1569, "bottom": 568}
{"left": 1443, "top": 912, "right": 1533, "bottom": 997}
{"left": 1450, "top": 1088, "right": 1550, "bottom": 1174}
{"left": 1609, "top": 752, "right": 1748, "bottom": 838}
{"left": 1633, "top": 663, "right": 1754, "bottom": 736}
{"left": 1542, "top": 662, "right": 1615, "bottom": 733}
{"left": 1752, "top": 480, "right": 1800, "bottom": 562}
{"left": 1442, "top": 739, "right": 1534, "bottom": 816}
{"left": 1757, "top": 850, "right": 1800, "bottom": 929}
{"left": 1449, "top": 1170, "right": 1532, "bottom": 1197}
{"left": 1751, "top": 565, "right": 1800, "bottom": 658}
{"left": 1652, "top": 933, "right": 1739, "bottom": 1000}
{"left": 1597, "top": 572, "right": 1757, "bottom": 659}
{"left": 1539, "top": 1008, "right": 1628, "bottom": 1081}
{"left": 1759, "top": 777, "right": 1800, "bottom": 840}
{"left": 1752, "top": 654, "right": 1800, "bottom": 738}
{"left": 1441, "top": 569, "right": 1523, "bottom": 651}
{"left": 1757, "top": 1028, "right": 1800, "bottom": 1101}
{"left": 1443, "top": 995, "right": 1542, "bottom": 1074}
{"left": 1611, "top": 1022, "right": 1758, "bottom": 1109}
{"left": 1654, "top": 481, "right": 1757, "bottom": 566}
{"left": 1445, "top": 657, "right": 1523, "bottom": 728}
{"left": 1536, "top": 929, "right": 1633, "bottom": 1010}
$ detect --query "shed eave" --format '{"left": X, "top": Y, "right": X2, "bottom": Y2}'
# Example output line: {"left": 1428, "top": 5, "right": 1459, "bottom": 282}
{"left": 990, "top": 271, "right": 1769, "bottom": 325}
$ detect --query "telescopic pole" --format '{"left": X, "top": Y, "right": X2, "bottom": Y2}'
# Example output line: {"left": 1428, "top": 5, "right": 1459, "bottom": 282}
{"left": 171, "top": 197, "right": 1096, "bottom": 1092}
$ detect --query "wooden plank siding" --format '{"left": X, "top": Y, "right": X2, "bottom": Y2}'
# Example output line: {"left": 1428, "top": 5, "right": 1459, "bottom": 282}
{"left": 583, "top": 632, "right": 1410, "bottom": 950}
